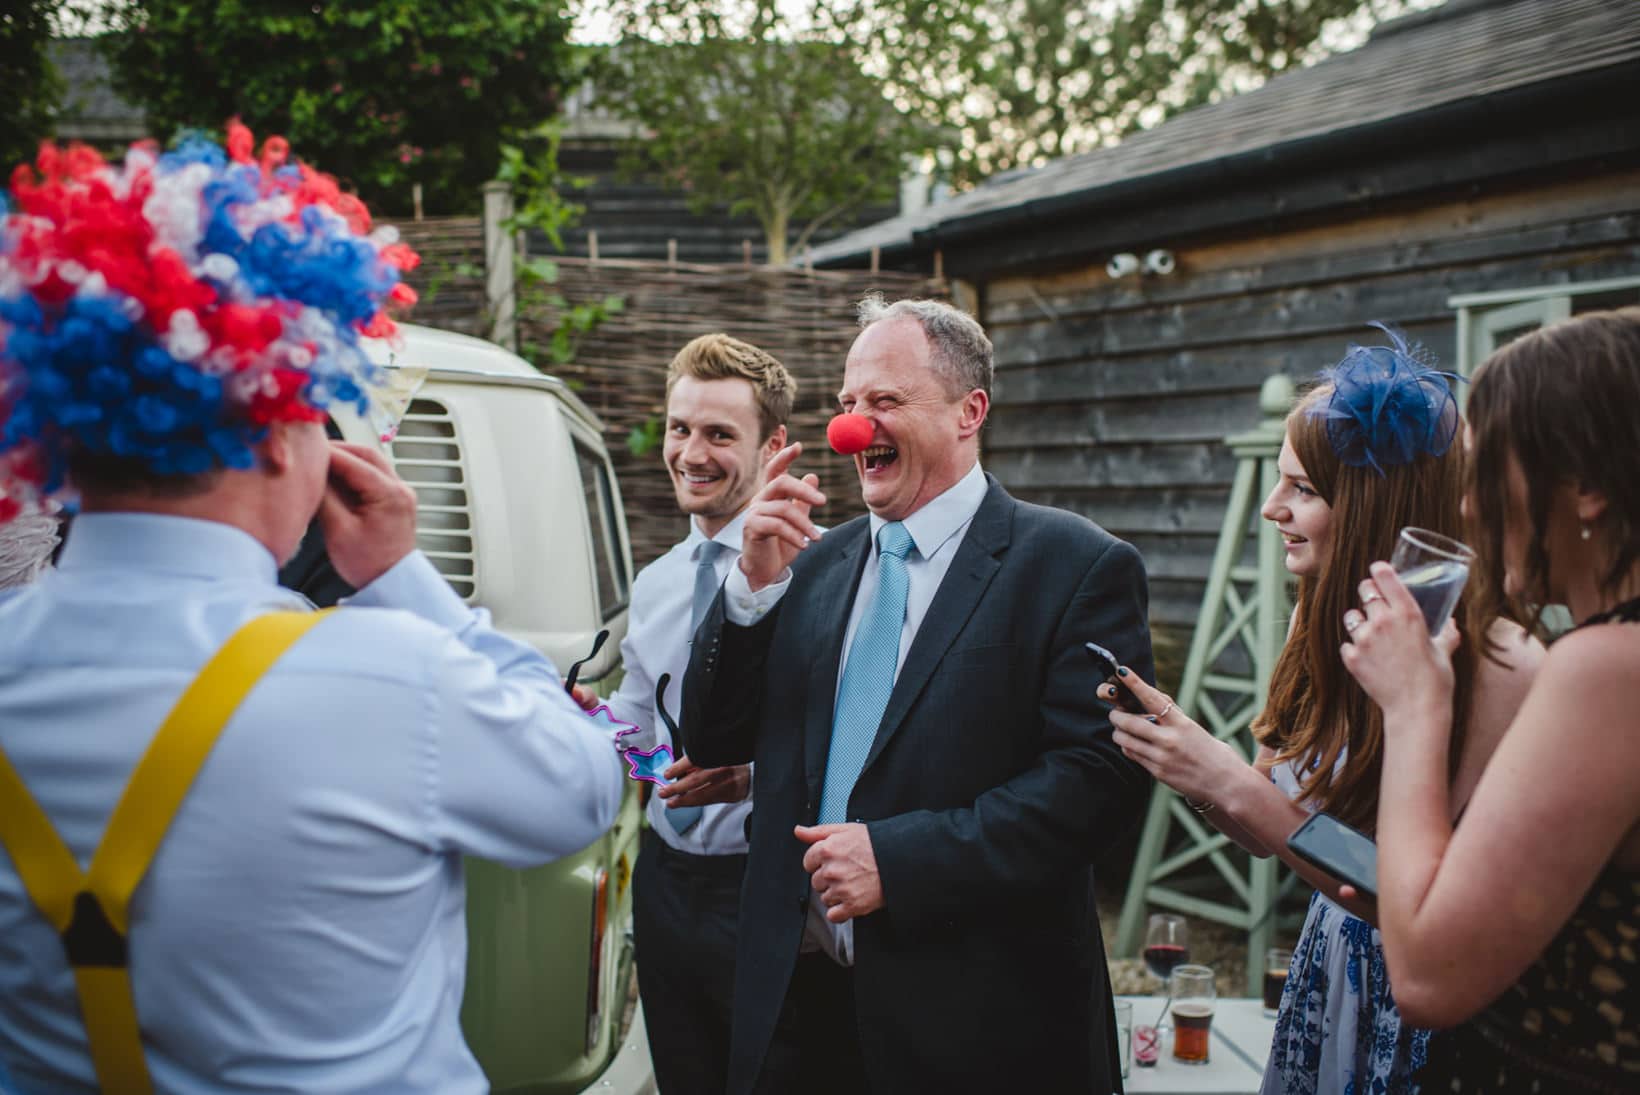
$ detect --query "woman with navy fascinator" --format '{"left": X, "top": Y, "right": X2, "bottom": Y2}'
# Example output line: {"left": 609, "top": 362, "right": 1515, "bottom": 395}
{"left": 1342, "top": 308, "right": 1640, "bottom": 1093}
{"left": 1103, "top": 327, "right": 1541, "bottom": 1094}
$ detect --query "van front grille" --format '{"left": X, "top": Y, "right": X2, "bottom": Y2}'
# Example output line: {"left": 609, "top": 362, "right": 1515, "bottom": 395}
{"left": 391, "top": 398, "right": 477, "bottom": 600}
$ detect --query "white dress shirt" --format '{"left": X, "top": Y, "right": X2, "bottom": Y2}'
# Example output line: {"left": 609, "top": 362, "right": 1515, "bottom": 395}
{"left": 0, "top": 513, "right": 626, "bottom": 1094}
{"left": 723, "top": 461, "right": 989, "bottom": 963}
{"left": 604, "top": 512, "right": 754, "bottom": 856}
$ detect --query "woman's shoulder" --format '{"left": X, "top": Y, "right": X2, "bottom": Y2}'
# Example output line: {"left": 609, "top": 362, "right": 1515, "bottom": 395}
{"left": 1487, "top": 617, "right": 1640, "bottom": 771}
{"left": 1541, "top": 616, "right": 1640, "bottom": 695}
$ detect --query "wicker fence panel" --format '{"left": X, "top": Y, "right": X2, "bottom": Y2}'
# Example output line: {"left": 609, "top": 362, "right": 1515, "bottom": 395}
{"left": 398, "top": 216, "right": 487, "bottom": 337}
{"left": 520, "top": 258, "right": 948, "bottom": 569}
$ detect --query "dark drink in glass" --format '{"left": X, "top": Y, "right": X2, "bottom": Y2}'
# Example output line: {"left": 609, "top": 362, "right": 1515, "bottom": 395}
{"left": 1143, "top": 912, "right": 1190, "bottom": 1034}
{"left": 1142, "top": 942, "right": 1188, "bottom": 981}
{"left": 1171, "top": 1003, "right": 1213, "bottom": 1064}
{"left": 1263, "top": 946, "right": 1293, "bottom": 1017}
{"left": 1262, "top": 969, "right": 1288, "bottom": 1013}
{"left": 1169, "top": 964, "right": 1217, "bottom": 1065}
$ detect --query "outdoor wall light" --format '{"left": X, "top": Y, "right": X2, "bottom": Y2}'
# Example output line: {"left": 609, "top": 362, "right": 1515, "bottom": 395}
{"left": 1105, "top": 252, "right": 1141, "bottom": 279}
{"left": 1106, "top": 250, "right": 1177, "bottom": 279}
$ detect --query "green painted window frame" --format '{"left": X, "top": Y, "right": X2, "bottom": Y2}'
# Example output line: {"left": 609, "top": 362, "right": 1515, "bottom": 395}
{"left": 1449, "top": 275, "right": 1640, "bottom": 635}
{"left": 1451, "top": 275, "right": 1640, "bottom": 399}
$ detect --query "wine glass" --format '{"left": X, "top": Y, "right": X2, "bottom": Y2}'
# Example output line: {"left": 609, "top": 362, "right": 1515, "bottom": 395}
{"left": 1143, "top": 913, "right": 1189, "bottom": 1029}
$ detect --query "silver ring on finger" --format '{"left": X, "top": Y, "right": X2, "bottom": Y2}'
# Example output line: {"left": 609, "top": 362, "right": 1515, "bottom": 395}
{"left": 1344, "top": 610, "right": 1365, "bottom": 633}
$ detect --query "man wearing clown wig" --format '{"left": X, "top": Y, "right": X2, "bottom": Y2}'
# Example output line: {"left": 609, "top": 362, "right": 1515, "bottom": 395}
{"left": 0, "top": 129, "right": 627, "bottom": 1093}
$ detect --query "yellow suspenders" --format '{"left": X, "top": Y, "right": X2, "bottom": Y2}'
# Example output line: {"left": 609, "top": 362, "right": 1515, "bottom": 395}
{"left": 0, "top": 610, "right": 332, "bottom": 1094}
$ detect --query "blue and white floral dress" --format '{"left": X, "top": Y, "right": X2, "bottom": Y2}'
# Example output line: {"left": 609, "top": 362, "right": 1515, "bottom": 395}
{"left": 1259, "top": 758, "right": 1435, "bottom": 1095}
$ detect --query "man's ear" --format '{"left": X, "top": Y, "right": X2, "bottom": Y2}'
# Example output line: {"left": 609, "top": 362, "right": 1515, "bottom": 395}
{"left": 956, "top": 389, "right": 989, "bottom": 440}
{"left": 262, "top": 420, "right": 295, "bottom": 476}
{"left": 763, "top": 424, "right": 788, "bottom": 459}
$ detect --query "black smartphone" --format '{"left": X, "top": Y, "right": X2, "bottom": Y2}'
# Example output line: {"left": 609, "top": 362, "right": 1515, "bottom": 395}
{"left": 1083, "top": 641, "right": 1144, "bottom": 714}
{"left": 1287, "top": 812, "right": 1378, "bottom": 900}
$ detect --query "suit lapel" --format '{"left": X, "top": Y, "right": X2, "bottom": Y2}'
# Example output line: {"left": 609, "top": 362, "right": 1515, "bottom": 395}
{"left": 860, "top": 479, "right": 1014, "bottom": 775}
{"left": 803, "top": 520, "right": 871, "bottom": 799}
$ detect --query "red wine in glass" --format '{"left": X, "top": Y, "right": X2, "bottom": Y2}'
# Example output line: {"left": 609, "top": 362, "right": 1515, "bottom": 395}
{"left": 1143, "top": 942, "right": 1189, "bottom": 981}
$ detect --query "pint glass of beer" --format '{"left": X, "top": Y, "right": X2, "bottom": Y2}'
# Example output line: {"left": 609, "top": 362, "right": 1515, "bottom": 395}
{"left": 1263, "top": 947, "right": 1293, "bottom": 1017}
{"left": 1170, "top": 965, "right": 1216, "bottom": 1065}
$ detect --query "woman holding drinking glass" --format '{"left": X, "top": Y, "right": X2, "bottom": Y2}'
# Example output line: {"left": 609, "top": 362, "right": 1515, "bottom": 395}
{"left": 1342, "top": 308, "right": 1640, "bottom": 1093}
{"left": 1103, "top": 330, "right": 1540, "bottom": 1094}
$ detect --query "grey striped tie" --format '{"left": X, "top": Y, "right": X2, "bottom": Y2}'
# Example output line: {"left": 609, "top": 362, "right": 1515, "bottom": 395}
{"left": 663, "top": 539, "right": 725, "bottom": 835}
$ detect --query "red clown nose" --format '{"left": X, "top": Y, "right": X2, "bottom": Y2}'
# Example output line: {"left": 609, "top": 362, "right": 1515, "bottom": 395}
{"left": 826, "top": 413, "right": 874, "bottom": 455}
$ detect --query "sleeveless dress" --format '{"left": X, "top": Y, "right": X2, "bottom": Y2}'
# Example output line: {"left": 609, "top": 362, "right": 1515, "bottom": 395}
{"left": 1261, "top": 757, "right": 1435, "bottom": 1095}
{"left": 1416, "top": 598, "right": 1640, "bottom": 1095}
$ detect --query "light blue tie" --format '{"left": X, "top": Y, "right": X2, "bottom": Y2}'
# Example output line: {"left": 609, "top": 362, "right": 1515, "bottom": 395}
{"left": 662, "top": 539, "right": 726, "bottom": 836}
{"left": 819, "top": 522, "right": 915, "bottom": 825}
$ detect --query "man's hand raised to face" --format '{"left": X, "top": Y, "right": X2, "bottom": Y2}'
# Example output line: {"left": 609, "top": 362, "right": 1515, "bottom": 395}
{"left": 738, "top": 443, "right": 826, "bottom": 592}
{"left": 319, "top": 442, "right": 420, "bottom": 589}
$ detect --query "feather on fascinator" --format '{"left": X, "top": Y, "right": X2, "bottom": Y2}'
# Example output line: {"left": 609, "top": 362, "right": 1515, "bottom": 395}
{"left": 0, "top": 121, "right": 419, "bottom": 523}
{"left": 1311, "top": 323, "right": 1460, "bottom": 475}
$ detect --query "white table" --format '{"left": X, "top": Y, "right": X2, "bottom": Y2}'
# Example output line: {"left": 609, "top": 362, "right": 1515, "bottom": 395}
{"left": 1116, "top": 996, "right": 1273, "bottom": 1095}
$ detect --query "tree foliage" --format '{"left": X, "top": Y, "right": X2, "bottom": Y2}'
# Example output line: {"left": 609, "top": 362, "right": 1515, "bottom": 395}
{"left": 0, "top": 1, "right": 67, "bottom": 171}
{"left": 495, "top": 123, "right": 626, "bottom": 370}
{"left": 591, "top": 0, "right": 1416, "bottom": 229}
{"left": 875, "top": 0, "right": 1417, "bottom": 182}
{"left": 101, "top": 0, "right": 578, "bottom": 214}
{"left": 596, "top": 1, "right": 933, "bottom": 264}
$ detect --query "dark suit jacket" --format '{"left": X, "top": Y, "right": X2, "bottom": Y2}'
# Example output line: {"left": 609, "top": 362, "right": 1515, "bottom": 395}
{"left": 682, "top": 476, "right": 1154, "bottom": 1094}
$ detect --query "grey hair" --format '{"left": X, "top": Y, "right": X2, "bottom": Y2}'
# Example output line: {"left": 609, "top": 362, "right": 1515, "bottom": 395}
{"left": 0, "top": 513, "right": 60, "bottom": 590}
{"left": 856, "top": 293, "right": 993, "bottom": 398}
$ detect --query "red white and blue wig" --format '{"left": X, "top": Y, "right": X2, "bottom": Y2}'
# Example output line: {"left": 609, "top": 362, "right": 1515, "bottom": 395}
{"left": 0, "top": 121, "right": 418, "bottom": 523}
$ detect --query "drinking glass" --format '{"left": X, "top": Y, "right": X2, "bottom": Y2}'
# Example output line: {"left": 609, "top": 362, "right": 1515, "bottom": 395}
{"left": 1112, "top": 999, "right": 1133, "bottom": 1080}
{"left": 1142, "top": 913, "right": 1190, "bottom": 1030}
{"left": 1170, "top": 964, "right": 1217, "bottom": 1065}
{"left": 1390, "top": 527, "right": 1475, "bottom": 635}
{"left": 1262, "top": 947, "right": 1293, "bottom": 1017}
{"left": 1132, "top": 1024, "right": 1160, "bottom": 1069}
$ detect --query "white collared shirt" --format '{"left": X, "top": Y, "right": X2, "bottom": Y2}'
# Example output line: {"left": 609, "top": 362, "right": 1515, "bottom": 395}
{"left": 723, "top": 461, "right": 989, "bottom": 962}
{"left": 0, "top": 513, "right": 625, "bottom": 1093}
{"left": 604, "top": 512, "right": 754, "bottom": 856}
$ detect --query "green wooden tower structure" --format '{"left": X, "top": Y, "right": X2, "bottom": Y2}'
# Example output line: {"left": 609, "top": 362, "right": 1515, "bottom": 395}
{"left": 1115, "top": 373, "right": 1295, "bottom": 994}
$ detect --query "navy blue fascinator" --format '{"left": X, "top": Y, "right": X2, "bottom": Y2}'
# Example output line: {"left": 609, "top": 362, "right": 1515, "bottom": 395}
{"left": 1311, "top": 324, "right": 1460, "bottom": 475}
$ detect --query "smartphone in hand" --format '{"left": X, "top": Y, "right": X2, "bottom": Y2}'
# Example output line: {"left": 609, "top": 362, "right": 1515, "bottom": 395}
{"left": 1084, "top": 641, "right": 1145, "bottom": 714}
{"left": 1287, "top": 812, "right": 1378, "bottom": 900}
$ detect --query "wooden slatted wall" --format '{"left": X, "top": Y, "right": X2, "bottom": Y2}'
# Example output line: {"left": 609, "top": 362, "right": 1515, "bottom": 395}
{"left": 979, "top": 171, "right": 1640, "bottom": 632}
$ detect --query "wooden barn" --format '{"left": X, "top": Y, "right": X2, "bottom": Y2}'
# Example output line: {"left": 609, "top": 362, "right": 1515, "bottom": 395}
{"left": 808, "top": 0, "right": 1640, "bottom": 637}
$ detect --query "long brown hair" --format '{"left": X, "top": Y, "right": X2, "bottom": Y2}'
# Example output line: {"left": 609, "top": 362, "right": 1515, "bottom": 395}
{"left": 1255, "top": 384, "right": 1479, "bottom": 833}
{"left": 1467, "top": 307, "right": 1640, "bottom": 626}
